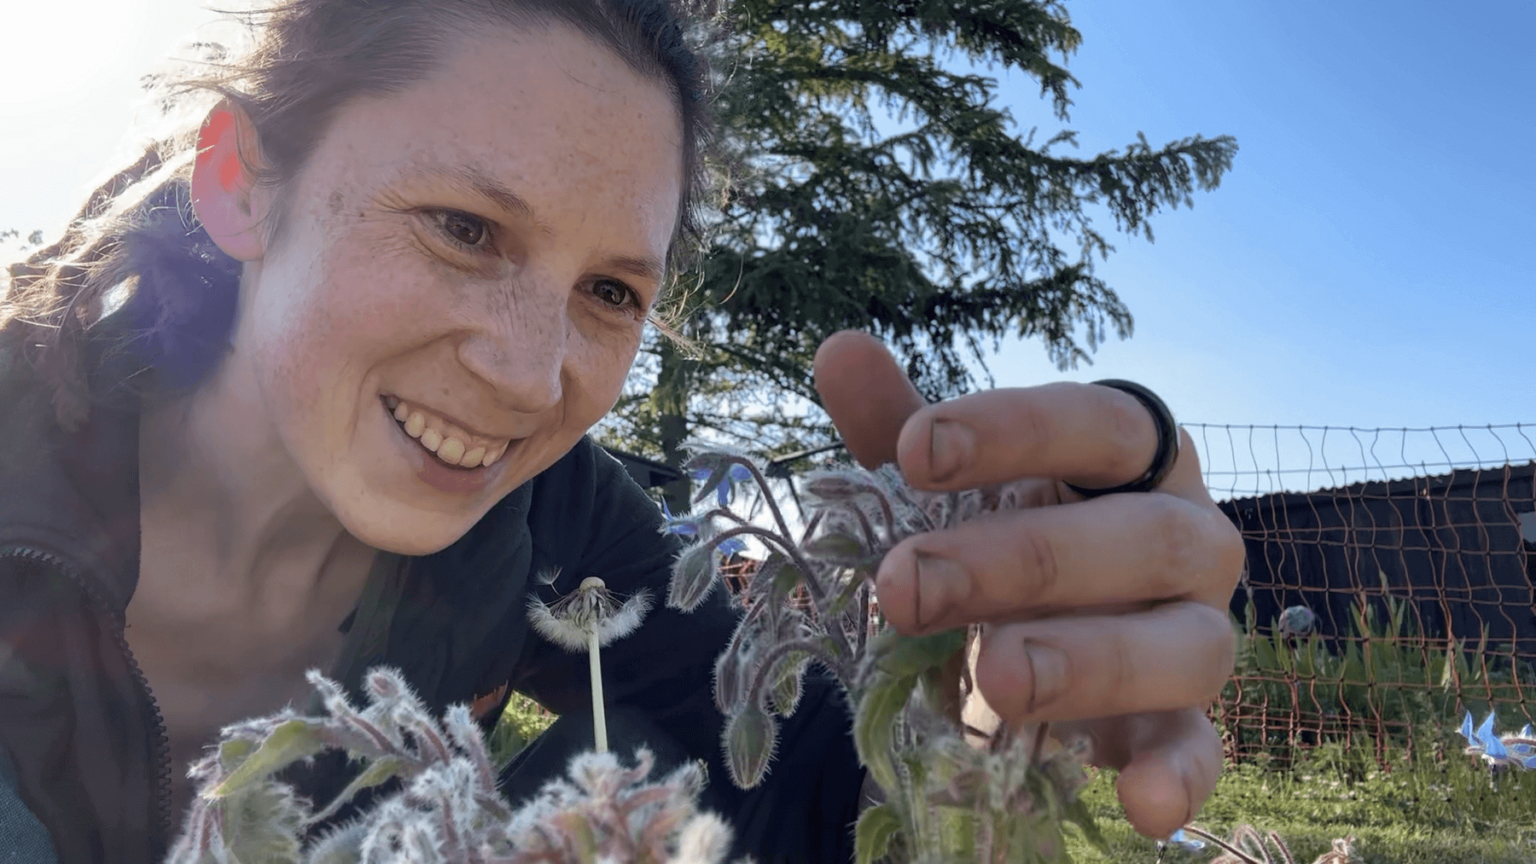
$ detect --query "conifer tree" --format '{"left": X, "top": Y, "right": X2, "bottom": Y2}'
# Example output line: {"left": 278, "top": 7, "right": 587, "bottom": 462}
{"left": 597, "top": 0, "right": 1238, "bottom": 511}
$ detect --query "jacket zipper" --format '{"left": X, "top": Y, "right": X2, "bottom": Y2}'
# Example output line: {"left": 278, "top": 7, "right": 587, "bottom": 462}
{"left": 0, "top": 545, "right": 175, "bottom": 845}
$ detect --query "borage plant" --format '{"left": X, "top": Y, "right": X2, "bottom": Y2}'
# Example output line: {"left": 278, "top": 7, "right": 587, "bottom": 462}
{"left": 164, "top": 667, "right": 743, "bottom": 864}
{"left": 663, "top": 444, "right": 1104, "bottom": 864}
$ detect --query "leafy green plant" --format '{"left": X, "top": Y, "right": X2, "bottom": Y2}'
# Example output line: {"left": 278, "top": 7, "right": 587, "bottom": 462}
{"left": 663, "top": 446, "right": 1104, "bottom": 864}
{"left": 1221, "top": 571, "right": 1534, "bottom": 766}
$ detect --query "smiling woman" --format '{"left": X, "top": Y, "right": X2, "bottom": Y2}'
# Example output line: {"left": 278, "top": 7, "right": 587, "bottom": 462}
{"left": 0, "top": 2, "right": 1249, "bottom": 863}
{"left": 0, "top": 3, "right": 824, "bottom": 862}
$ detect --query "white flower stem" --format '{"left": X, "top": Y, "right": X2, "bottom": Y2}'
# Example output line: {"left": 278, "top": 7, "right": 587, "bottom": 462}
{"left": 589, "top": 627, "right": 608, "bottom": 753}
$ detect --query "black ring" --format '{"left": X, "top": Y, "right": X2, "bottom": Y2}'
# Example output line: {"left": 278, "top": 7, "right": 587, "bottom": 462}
{"left": 1063, "top": 379, "right": 1180, "bottom": 498}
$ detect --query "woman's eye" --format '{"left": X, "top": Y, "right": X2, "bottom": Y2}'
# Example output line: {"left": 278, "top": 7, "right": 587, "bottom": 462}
{"left": 593, "top": 279, "right": 637, "bottom": 309}
{"left": 434, "top": 210, "right": 488, "bottom": 248}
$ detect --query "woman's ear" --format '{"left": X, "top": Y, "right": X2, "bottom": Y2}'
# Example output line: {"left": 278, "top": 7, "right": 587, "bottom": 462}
{"left": 190, "top": 102, "right": 269, "bottom": 262}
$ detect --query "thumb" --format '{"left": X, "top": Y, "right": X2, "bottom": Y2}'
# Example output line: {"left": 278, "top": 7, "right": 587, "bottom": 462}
{"left": 813, "top": 331, "right": 926, "bottom": 469}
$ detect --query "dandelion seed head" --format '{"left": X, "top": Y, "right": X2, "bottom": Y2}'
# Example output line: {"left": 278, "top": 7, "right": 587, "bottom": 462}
{"left": 598, "top": 590, "right": 653, "bottom": 643}
{"left": 529, "top": 581, "right": 652, "bottom": 652}
{"left": 527, "top": 595, "right": 591, "bottom": 651}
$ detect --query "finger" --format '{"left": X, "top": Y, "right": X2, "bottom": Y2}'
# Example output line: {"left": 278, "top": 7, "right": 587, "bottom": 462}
{"left": 874, "top": 492, "right": 1243, "bottom": 633}
{"left": 972, "top": 602, "right": 1234, "bottom": 724}
{"left": 1056, "top": 708, "right": 1223, "bottom": 839}
{"left": 893, "top": 381, "right": 1163, "bottom": 491}
{"left": 813, "top": 330, "right": 926, "bottom": 469}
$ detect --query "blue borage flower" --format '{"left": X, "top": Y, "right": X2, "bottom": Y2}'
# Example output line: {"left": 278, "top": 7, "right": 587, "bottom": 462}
{"left": 1158, "top": 828, "right": 1205, "bottom": 853}
{"left": 691, "top": 463, "right": 753, "bottom": 506}
{"left": 1457, "top": 709, "right": 1536, "bottom": 770}
{"left": 660, "top": 500, "right": 747, "bottom": 556}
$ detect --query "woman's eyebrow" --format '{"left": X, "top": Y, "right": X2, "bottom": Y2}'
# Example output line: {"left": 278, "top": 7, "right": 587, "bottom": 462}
{"left": 396, "top": 161, "right": 665, "bottom": 280}
{"left": 606, "top": 254, "right": 663, "bottom": 284}
{"left": 400, "top": 162, "right": 542, "bottom": 225}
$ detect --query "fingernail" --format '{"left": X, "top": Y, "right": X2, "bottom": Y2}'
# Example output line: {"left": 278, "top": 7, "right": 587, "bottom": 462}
{"left": 1021, "top": 640, "right": 1068, "bottom": 713}
{"left": 914, "top": 552, "right": 970, "bottom": 631}
{"left": 928, "top": 419, "right": 975, "bottom": 483}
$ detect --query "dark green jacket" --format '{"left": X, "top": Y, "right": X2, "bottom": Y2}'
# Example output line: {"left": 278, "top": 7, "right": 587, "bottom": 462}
{"left": 0, "top": 338, "right": 864, "bottom": 862}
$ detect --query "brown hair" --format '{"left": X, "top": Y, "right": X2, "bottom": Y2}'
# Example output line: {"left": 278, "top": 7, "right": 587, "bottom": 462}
{"left": 2, "top": 0, "right": 717, "bottom": 430}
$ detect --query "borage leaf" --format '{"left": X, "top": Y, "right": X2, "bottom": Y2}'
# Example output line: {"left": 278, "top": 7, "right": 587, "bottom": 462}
{"left": 854, "top": 671, "right": 918, "bottom": 794}
{"left": 854, "top": 803, "right": 902, "bottom": 864}
{"left": 869, "top": 626, "right": 967, "bottom": 679}
{"left": 208, "top": 718, "right": 327, "bottom": 798}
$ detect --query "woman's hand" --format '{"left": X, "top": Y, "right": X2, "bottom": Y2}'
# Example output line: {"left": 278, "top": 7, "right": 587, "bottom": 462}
{"left": 813, "top": 330, "right": 1245, "bottom": 840}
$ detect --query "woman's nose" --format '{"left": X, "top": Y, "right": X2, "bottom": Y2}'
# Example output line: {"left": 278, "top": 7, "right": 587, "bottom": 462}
{"left": 455, "top": 276, "right": 567, "bottom": 413}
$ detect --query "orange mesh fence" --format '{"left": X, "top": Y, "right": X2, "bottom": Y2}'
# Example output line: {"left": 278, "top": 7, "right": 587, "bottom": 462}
{"left": 1192, "top": 423, "right": 1536, "bottom": 767}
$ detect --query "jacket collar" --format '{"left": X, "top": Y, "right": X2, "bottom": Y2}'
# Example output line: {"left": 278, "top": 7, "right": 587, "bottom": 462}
{"left": 0, "top": 332, "right": 144, "bottom": 614}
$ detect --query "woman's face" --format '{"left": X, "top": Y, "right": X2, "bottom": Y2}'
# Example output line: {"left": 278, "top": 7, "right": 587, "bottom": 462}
{"left": 232, "top": 23, "right": 683, "bottom": 555}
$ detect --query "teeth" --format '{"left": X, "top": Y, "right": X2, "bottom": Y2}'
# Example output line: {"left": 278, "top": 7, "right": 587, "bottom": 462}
{"left": 420, "top": 428, "right": 443, "bottom": 452}
{"left": 388, "top": 398, "right": 510, "bottom": 470}
{"left": 403, "top": 411, "right": 426, "bottom": 438}
{"left": 438, "top": 437, "right": 466, "bottom": 465}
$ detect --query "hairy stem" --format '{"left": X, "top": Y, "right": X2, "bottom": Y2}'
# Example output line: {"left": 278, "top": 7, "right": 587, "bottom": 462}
{"left": 843, "top": 501, "right": 881, "bottom": 553}
{"left": 744, "top": 638, "right": 850, "bottom": 708}
{"left": 726, "top": 456, "right": 799, "bottom": 555}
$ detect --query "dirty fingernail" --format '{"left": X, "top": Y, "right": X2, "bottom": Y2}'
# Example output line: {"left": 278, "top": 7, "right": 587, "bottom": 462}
{"left": 1022, "top": 640, "right": 1068, "bottom": 713}
{"left": 929, "top": 419, "right": 975, "bottom": 482}
{"left": 914, "top": 552, "right": 970, "bottom": 631}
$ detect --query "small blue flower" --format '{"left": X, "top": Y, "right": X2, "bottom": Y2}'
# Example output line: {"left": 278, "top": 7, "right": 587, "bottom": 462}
{"left": 1458, "top": 709, "right": 1536, "bottom": 771}
{"left": 692, "top": 463, "right": 753, "bottom": 506}
{"left": 659, "top": 500, "right": 747, "bottom": 558}
{"left": 1158, "top": 828, "right": 1205, "bottom": 853}
{"left": 1459, "top": 710, "right": 1476, "bottom": 747}
{"left": 659, "top": 499, "right": 703, "bottom": 537}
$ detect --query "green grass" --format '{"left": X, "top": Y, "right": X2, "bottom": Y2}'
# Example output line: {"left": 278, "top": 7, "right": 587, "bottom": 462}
{"left": 490, "top": 666, "right": 1536, "bottom": 862}
{"left": 488, "top": 691, "right": 557, "bottom": 771}
{"left": 1063, "top": 733, "right": 1536, "bottom": 864}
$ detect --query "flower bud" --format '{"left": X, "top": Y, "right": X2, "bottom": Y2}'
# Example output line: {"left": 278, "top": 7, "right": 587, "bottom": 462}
{"left": 802, "top": 530, "right": 868, "bottom": 566}
{"left": 713, "top": 643, "right": 748, "bottom": 715}
{"left": 667, "top": 541, "right": 720, "bottom": 612}
{"left": 801, "top": 470, "right": 868, "bottom": 501}
{"left": 766, "top": 653, "right": 807, "bottom": 718}
{"left": 723, "top": 703, "right": 777, "bottom": 789}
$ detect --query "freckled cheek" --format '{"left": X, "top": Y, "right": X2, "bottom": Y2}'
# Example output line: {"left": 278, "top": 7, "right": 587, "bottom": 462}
{"left": 260, "top": 253, "right": 439, "bottom": 413}
{"left": 568, "top": 332, "right": 642, "bottom": 419}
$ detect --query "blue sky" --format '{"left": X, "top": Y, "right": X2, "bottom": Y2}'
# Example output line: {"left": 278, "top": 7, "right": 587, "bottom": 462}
{"left": 2, "top": 1, "right": 1532, "bottom": 497}
{"left": 975, "top": 3, "right": 1533, "bottom": 454}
